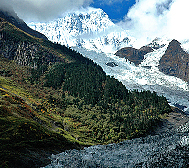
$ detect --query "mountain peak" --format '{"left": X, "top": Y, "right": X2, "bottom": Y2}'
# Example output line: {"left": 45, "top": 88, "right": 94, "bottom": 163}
{"left": 28, "top": 8, "right": 132, "bottom": 53}
{"left": 74, "top": 7, "right": 105, "bottom": 14}
{"left": 168, "top": 39, "right": 182, "bottom": 49}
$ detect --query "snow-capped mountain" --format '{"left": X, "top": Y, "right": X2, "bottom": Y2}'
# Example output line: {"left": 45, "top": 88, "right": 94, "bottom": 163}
{"left": 28, "top": 8, "right": 134, "bottom": 53}
{"left": 28, "top": 8, "right": 189, "bottom": 113}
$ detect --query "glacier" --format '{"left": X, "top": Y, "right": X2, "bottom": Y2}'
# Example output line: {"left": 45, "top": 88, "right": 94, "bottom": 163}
{"left": 28, "top": 7, "right": 189, "bottom": 113}
{"left": 28, "top": 7, "right": 189, "bottom": 168}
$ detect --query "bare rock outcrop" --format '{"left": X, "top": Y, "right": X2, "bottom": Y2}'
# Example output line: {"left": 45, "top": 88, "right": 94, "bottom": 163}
{"left": 159, "top": 39, "right": 189, "bottom": 83}
{"left": 115, "top": 46, "right": 153, "bottom": 65}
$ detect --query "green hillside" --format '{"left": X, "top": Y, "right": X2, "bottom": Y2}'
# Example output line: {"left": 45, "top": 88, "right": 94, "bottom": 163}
{"left": 0, "top": 15, "right": 172, "bottom": 167}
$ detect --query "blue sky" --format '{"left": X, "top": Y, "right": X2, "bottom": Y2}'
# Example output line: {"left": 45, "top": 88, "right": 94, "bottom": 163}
{"left": 1, "top": 0, "right": 136, "bottom": 23}
{"left": 91, "top": 0, "right": 136, "bottom": 22}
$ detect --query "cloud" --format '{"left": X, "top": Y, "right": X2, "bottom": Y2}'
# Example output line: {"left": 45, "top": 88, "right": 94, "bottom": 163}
{"left": 91, "top": 0, "right": 123, "bottom": 6}
{"left": 0, "top": 0, "right": 93, "bottom": 22}
{"left": 98, "top": 0, "right": 124, "bottom": 5}
{"left": 166, "top": 0, "right": 189, "bottom": 41}
{"left": 119, "top": 0, "right": 189, "bottom": 48}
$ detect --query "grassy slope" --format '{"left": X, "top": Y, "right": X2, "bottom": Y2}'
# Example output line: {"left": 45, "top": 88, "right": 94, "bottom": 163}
{"left": 0, "top": 75, "right": 86, "bottom": 167}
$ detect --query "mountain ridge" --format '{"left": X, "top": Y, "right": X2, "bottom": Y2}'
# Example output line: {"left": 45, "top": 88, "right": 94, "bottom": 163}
{"left": 0, "top": 10, "right": 47, "bottom": 40}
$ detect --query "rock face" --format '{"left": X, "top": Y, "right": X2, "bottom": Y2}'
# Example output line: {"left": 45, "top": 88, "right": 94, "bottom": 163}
{"left": 0, "top": 19, "right": 62, "bottom": 68}
{"left": 106, "top": 62, "right": 118, "bottom": 67}
{"left": 159, "top": 39, "right": 189, "bottom": 83}
{"left": 0, "top": 10, "right": 47, "bottom": 40}
{"left": 0, "top": 34, "right": 62, "bottom": 67}
{"left": 115, "top": 46, "right": 153, "bottom": 65}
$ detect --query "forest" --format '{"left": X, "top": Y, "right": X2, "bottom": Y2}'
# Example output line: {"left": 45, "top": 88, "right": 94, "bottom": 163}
{"left": 39, "top": 61, "right": 172, "bottom": 143}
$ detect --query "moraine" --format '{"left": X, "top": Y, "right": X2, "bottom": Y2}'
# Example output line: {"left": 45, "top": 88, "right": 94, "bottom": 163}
{"left": 44, "top": 111, "right": 189, "bottom": 167}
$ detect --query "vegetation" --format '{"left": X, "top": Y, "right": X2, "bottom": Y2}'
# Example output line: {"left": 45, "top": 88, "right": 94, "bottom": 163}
{"left": 0, "top": 86, "right": 81, "bottom": 168}
{"left": 43, "top": 62, "right": 171, "bottom": 143}
{"left": 0, "top": 16, "right": 172, "bottom": 167}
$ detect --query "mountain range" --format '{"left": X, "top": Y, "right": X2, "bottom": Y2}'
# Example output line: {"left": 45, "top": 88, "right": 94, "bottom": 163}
{"left": 24, "top": 7, "right": 189, "bottom": 168}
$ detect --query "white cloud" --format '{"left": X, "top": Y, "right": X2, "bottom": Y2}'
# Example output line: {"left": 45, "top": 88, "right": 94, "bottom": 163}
{"left": 0, "top": 0, "right": 93, "bottom": 22}
{"left": 102, "top": 0, "right": 124, "bottom": 5}
{"left": 119, "top": 0, "right": 189, "bottom": 48}
{"left": 166, "top": 0, "right": 189, "bottom": 41}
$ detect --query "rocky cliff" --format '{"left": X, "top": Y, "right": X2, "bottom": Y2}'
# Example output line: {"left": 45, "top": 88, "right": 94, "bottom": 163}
{"left": 159, "top": 39, "right": 189, "bottom": 83}
{"left": 115, "top": 46, "right": 153, "bottom": 65}
{"left": 0, "top": 18, "right": 63, "bottom": 68}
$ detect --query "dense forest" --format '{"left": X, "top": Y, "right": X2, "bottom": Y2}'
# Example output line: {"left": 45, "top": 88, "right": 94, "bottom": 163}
{"left": 0, "top": 15, "right": 172, "bottom": 167}
{"left": 40, "top": 61, "right": 171, "bottom": 143}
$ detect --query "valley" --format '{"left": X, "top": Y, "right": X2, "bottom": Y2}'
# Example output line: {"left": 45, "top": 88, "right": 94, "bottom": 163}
{"left": 0, "top": 4, "right": 189, "bottom": 168}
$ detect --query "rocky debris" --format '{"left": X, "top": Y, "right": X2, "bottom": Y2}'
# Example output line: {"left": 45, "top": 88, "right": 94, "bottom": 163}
{"left": 115, "top": 46, "right": 153, "bottom": 65}
{"left": 154, "top": 107, "right": 189, "bottom": 135}
{"left": 159, "top": 39, "right": 189, "bottom": 83}
{"left": 43, "top": 109, "right": 189, "bottom": 168}
{"left": 106, "top": 62, "right": 118, "bottom": 67}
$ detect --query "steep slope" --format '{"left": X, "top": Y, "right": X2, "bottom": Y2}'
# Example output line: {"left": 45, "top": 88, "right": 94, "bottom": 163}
{"left": 0, "top": 13, "right": 86, "bottom": 168}
{"left": 0, "top": 85, "right": 80, "bottom": 168}
{"left": 0, "top": 10, "right": 47, "bottom": 40}
{"left": 28, "top": 8, "right": 133, "bottom": 53}
{"left": 159, "top": 39, "right": 189, "bottom": 83}
{"left": 115, "top": 46, "right": 153, "bottom": 65}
